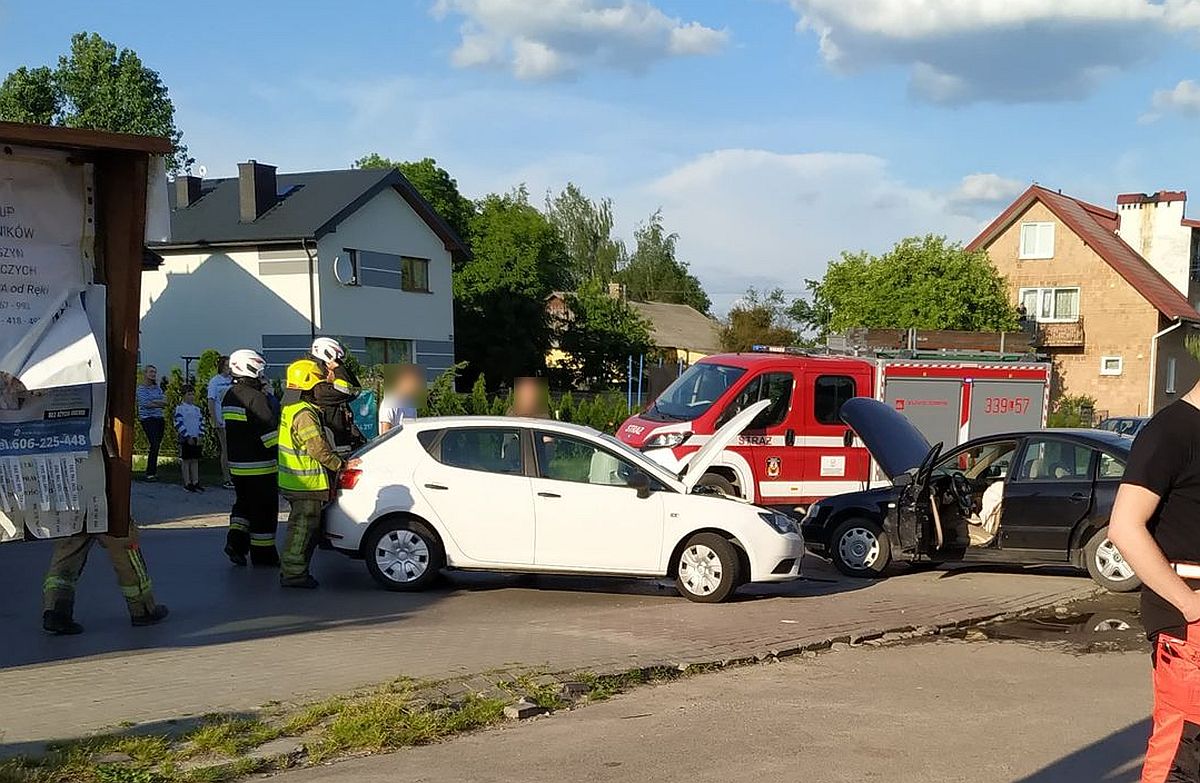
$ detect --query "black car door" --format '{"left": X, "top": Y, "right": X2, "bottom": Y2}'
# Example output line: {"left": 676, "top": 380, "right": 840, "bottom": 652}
{"left": 999, "top": 437, "right": 1095, "bottom": 554}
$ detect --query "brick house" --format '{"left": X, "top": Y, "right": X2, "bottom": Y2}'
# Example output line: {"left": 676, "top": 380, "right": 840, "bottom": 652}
{"left": 968, "top": 185, "right": 1200, "bottom": 417}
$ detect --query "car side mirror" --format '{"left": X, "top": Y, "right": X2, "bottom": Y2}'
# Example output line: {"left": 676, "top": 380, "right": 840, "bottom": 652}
{"left": 843, "top": 430, "right": 854, "bottom": 448}
{"left": 892, "top": 472, "right": 913, "bottom": 488}
{"left": 627, "top": 471, "right": 652, "bottom": 499}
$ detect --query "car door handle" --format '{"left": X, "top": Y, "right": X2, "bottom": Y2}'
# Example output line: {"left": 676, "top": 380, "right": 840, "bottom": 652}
{"left": 1069, "top": 492, "right": 1088, "bottom": 502}
{"left": 537, "top": 491, "right": 561, "bottom": 498}
{"left": 424, "top": 483, "right": 449, "bottom": 491}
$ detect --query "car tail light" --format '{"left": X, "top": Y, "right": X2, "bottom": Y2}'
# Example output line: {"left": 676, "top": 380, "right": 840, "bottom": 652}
{"left": 338, "top": 468, "right": 362, "bottom": 491}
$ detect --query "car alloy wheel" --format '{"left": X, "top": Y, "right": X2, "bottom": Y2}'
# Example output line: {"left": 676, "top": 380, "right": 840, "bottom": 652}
{"left": 1093, "top": 538, "right": 1135, "bottom": 583}
{"left": 374, "top": 528, "right": 431, "bottom": 584}
{"left": 678, "top": 543, "right": 723, "bottom": 597}
{"left": 837, "top": 526, "right": 881, "bottom": 570}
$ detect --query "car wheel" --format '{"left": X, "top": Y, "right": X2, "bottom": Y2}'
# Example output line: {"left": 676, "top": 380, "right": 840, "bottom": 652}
{"left": 675, "top": 533, "right": 742, "bottom": 603}
{"left": 696, "top": 473, "right": 738, "bottom": 498}
{"left": 830, "top": 517, "right": 891, "bottom": 579}
{"left": 364, "top": 517, "right": 445, "bottom": 592}
{"left": 1084, "top": 529, "right": 1141, "bottom": 593}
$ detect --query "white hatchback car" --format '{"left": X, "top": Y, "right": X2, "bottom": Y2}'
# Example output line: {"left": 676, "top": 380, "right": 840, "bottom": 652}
{"left": 324, "top": 400, "right": 804, "bottom": 602}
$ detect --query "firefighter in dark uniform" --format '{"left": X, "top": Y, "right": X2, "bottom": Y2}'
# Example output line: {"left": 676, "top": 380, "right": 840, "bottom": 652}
{"left": 221, "top": 349, "right": 280, "bottom": 566}
{"left": 309, "top": 337, "right": 365, "bottom": 458}
{"left": 277, "top": 358, "right": 359, "bottom": 589}
{"left": 1111, "top": 375, "right": 1200, "bottom": 783}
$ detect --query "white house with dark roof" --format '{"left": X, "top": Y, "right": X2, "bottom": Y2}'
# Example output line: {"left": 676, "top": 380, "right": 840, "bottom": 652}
{"left": 140, "top": 160, "right": 467, "bottom": 379}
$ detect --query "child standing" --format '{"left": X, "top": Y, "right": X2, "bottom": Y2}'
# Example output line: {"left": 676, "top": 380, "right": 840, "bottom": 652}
{"left": 174, "top": 386, "right": 205, "bottom": 492}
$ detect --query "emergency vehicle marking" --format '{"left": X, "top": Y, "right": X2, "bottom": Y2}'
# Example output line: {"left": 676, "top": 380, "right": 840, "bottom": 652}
{"left": 819, "top": 455, "right": 846, "bottom": 477}
{"left": 765, "top": 456, "right": 781, "bottom": 478}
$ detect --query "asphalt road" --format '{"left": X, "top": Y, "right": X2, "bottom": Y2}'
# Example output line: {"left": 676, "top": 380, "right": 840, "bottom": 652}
{"left": 283, "top": 638, "right": 1151, "bottom": 783}
{"left": 0, "top": 514, "right": 1099, "bottom": 752}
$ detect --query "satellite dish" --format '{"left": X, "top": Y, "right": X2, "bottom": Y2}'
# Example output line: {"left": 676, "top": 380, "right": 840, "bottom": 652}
{"left": 333, "top": 254, "right": 357, "bottom": 286}
{"left": 197, "top": 164, "right": 208, "bottom": 178}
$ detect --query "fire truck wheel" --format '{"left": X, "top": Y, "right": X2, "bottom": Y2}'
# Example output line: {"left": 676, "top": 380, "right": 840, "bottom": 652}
{"left": 830, "top": 517, "right": 891, "bottom": 579}
{"left": 696, "top": 472, "right": 738, "bottom": 498}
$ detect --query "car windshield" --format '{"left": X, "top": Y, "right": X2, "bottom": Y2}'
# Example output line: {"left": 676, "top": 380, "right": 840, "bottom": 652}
{"left": 644, "top": 363, "right": 746, "bottom": 422}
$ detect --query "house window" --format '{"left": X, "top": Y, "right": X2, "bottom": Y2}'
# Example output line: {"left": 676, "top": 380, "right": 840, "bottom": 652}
{"left": 1019, "top": 222, "right": 1055, "bottom": 260}
{"left": 402, "top": 257, "right": 430, "bottom": 293}
{"left": 1167, "top": 356, "right": 1178, "bottom": 394}
{"left": 1100, "top": 356, "right": 1124, "bottom": 376}
{"left": 365, "top": 337, "right": 414, "bottom": 366}
{"left": 1018, "top": 287, "right": 1080, "bottom": 323}
{"left": 336, "top": 249, "right": 360, "bottom": 286}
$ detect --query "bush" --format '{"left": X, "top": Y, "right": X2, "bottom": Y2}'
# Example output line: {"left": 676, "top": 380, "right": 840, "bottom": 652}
{"left": 415, "top": 366, "right": 632, "bottom": 433}
{"left": 1048, "top": 393, "right": 1096, "bottom": 428}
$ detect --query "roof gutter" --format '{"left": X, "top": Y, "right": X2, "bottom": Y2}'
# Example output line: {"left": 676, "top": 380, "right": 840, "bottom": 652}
{"left": 1149, "top": 319, "right": 1184, "bottom": 414}
{"left": 302, "top": 238, "right": 317, "bottom": 343}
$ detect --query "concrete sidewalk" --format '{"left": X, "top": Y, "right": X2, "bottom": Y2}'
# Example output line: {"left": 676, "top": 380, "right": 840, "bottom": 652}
{"left": 0, "top": 519, "right": 1097, "bottom": 752}
{"left": 281, "top": 640, "right": 1149, "bottom": 783}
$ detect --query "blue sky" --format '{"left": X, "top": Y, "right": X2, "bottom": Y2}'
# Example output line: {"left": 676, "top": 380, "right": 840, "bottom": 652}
{"left": 4, "top": 0, "right": 1200, "bottom": 312}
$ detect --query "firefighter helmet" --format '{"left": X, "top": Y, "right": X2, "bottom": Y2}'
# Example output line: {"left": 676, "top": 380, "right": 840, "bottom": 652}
{"left": 285, "top": 358, "right": 324, "bottom": 391}
{"left": 229, "top": 349, "right": 267, "bottom": 379}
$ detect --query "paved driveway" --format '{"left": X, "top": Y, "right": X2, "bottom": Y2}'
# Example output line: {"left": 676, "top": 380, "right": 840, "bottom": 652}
{"left": 0, "top": 505, "right": 1097, "bottom": 753}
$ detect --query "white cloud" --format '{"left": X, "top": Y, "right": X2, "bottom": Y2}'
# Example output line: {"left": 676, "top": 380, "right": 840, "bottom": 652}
{"left": 789, "top": 0, "right": 1200, "bottom": 104}
{"left": 639, "top": 149, "right": 983, "bottom": 313}
{"left": 949, "top": 173, "right": 1026, "bottom": 210}
{"left": 1142, "top": 79, "right": 1200, "bottom": 123}
{"left": 432, "top": 0, "right": 728, "bottom": 79}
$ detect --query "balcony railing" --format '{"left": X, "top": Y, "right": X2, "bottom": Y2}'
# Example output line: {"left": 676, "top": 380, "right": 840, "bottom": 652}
{"left": 1033, "top": 318, "right": 1085, "bottom": 348}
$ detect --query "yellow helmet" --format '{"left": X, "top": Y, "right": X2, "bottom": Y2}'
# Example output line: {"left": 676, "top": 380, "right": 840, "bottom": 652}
{"left": 285, "top": 358, "right": 324, "bottom": 391}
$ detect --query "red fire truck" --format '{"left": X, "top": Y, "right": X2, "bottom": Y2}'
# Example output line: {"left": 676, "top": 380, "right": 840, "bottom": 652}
{"left": 616, "top": 347, "right": 1051, "bottom": 510}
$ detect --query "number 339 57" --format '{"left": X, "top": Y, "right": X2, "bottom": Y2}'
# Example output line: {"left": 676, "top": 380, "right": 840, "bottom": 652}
{"left": 984, "top": 397, "right": 1029, "bottom": 415}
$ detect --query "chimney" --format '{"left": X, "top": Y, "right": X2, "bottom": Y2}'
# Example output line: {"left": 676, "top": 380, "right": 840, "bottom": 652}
{"left": 238, "top": 160, "right": 277, "bottom": 222}
{"left": 1115, "top": 190, "right": 1190, "bottom": 297}
{"left": 608, "top": 281, "right": 624, "bottom": 300}
{"left": 175, "top": 175, "right": 202, "bottom": 208}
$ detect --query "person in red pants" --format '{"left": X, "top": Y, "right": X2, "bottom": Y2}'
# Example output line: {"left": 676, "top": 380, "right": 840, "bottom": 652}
{"left": 1111, "top": 382, "right": 1200, "bottom": 783}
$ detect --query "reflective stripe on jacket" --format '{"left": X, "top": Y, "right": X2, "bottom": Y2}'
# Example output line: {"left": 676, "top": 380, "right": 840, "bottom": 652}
{"left": 278, "top": 401, "right": 332, "bottom": 493}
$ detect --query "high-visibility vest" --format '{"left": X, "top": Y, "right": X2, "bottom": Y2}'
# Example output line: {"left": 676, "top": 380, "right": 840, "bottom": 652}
{"left": 277, "top": 400, "right": 330, "bottom": 493}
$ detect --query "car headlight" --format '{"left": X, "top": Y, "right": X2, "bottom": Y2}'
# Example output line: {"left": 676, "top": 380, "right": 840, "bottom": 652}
{"left": 759, "top": 511, "right": 797, "bottom": 535}
{"left": 644, "top": 431, "right": 690, "bottom": 449}
{"left": 804, "top": 501, "right": 822, "bottom": 520}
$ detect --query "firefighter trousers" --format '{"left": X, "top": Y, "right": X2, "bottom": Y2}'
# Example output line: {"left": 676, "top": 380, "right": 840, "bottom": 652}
{"left": 226, "top": 473, "right": 280, "bottom": 566}
{"left": 1144, "top": 630, "right": 1200, "bottom": 782}
{"left": 42, "top": 524, "right": 158, "bottom": 618}
{"left": 280, "top": 497, "right": 324, "bottom": 580}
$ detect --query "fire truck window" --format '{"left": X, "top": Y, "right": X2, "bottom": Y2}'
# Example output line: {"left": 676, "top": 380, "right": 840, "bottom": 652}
{"left": 814, "top": 376, "right": 856, "bottom": 425}
{"left": 718, "top": 373, "right": 795, "bottom": 429}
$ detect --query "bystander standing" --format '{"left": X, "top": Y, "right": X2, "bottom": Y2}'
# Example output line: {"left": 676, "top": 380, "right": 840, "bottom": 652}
{"left": 378, "top": 364, "right": 424, "bottom": 434}
{"left": 136, "top": 365, "right": 166, "bottom": 481}
{"left": 206, "top": 356, "right": 234, "bottom": 489}
{"left": 173, "top": 386, "right": 204, "bottom": 492}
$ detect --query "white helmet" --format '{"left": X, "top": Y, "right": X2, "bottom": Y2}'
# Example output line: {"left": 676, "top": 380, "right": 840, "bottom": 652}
{"left": 311, "top": 337, "right": 345, "bottom": 364}
{"left": 229, "top": 349, "right": 267, "bottom": 379}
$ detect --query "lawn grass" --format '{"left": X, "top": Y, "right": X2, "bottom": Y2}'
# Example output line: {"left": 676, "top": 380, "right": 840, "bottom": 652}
{"left": 131, "top": 455, "right": 226, "bottom": 486}
{"left": 0, "top": 662, "right": 715, "bottom": 783}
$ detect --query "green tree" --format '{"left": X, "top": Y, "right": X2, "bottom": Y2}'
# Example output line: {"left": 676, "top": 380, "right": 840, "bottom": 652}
{"left": 456, "top": 187, "right": 571, "bottom": 387}
{"left": 616, "top": 211, "right": 711, "bottom": 314}
{"left": 720, "top": 288, "right": 797, "bottom": 352}
{"left": 545, "top": 183, "right": 625, "bottom": 286}
{"left": 354, "top": 154, "right": 475, "bottom": 247}
{"left": 557, "top": 281, "right": 653, "bottom": 388}
{"left": 794, "top": 235, "right": 1019, "bottom": 334}
{"left": 0, "top": 67, "right": 56, "bottom": 124}
{"left": 0, "top": 33, "right": 190, "bottom": 172}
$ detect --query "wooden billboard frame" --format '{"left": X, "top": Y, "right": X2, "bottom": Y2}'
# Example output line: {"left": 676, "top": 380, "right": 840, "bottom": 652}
{"left": 0, "top": 122, "right": 172, "bottom": 537}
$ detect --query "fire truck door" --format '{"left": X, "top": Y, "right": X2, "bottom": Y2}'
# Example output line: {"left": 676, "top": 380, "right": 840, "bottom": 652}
{"left": 967, "top": 381, "right": 1045, "bottom": 438}
{"left": 883, "top": 379, "right": 963, "bottom": 454}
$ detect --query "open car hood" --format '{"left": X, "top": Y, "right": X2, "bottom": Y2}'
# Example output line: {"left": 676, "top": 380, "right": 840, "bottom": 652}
{"left": 680, "top": 399, "right": 771, "bottom": 493}
{"left": 839, "top": 397, "right": 935, "bottom": 481}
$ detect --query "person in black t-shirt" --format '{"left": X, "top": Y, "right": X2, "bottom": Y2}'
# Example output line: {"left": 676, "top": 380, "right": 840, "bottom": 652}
{"left": 1111, "top": 395, "right": 1200, "bottom": 782}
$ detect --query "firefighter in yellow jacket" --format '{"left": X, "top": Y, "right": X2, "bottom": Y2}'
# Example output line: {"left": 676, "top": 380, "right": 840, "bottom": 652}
{"left": 277, "top": 358, "right": 359, "bottom": 589}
